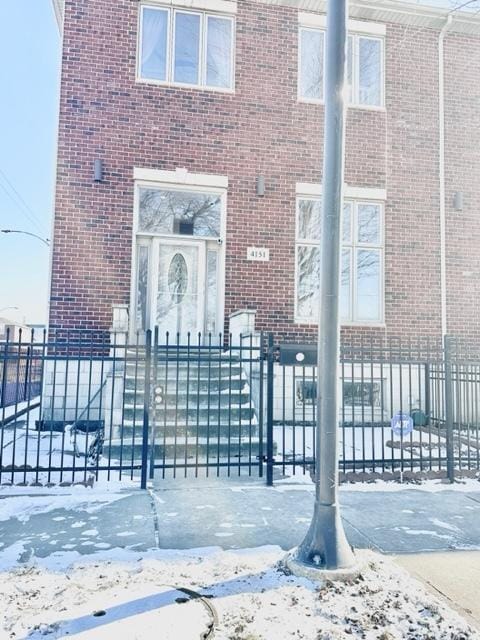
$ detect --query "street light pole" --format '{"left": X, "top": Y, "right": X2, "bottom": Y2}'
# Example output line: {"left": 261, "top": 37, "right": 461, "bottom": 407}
{"left": 294, "top": 0, "right": 356, "bottom": 572}
{"left": 1, "top": 229, "right": 50, "bottom": 246}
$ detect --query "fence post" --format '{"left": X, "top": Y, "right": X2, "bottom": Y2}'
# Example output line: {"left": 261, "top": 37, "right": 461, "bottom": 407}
{"left": 141, "top": 329, "right": 152, "bottom": 490}
{"left": 266, "top": 333, "right": 274, "bottom": 486}
{"left": 444, "top": 335, "right": 455, "bottom": 483}
{"left": 24, "top": 345, "right": 31, "bottom": 401}
{"left": 258, "top": 331, "right": 264, "bottom": 478}
{"left": 424, "top": 362, "right": 431, "bottom": 426}
{"left": 149, "top": 327, "right": 159, "bottom": 480}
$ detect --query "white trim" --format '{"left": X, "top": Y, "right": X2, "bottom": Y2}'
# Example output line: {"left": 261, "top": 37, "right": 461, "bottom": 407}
{"left": 140, "top": 0, "right": 237, "bottom": 15}
{"left": 298, "top": 12, "right": 386, "bottom": 36}
{"left": 54, "top": 0, "right": 480, "bottom": 35}
{"left": 131, "top": 175, "right": 227, "bottom": 336}
{"left": 296, "top": 183, "right": 386, "bottom": 200}
{"left": 133, "top": 167, "right": 229, "bottom": 189}
{"left": 51, "top": 0, "right": 63, "bottom": 33}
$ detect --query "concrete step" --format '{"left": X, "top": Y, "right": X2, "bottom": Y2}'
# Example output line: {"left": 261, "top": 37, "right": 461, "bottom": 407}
{"left": 106, "top": 438, "right": 263, "bottom": 461}
{"left": 124, "top": 377, "right": 246, "bottom": 394}
{"left": 113, "top": 422, "right": 261, "bottom": 439}
{"left": 122, "top": 390, "right": 252, "bottom": 409}
{"left": 126, "top": 361, "right": 244, "bottom": 380}
{"left": 122, "top": 406, "right": 257, "bottom": 425}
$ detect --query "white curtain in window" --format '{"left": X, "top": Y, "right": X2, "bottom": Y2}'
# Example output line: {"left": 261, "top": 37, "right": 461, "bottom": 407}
{"left": 141, "top": 8, "right": 168, "bottom": 80}
{"left": 206, "top": 16, "right": 232, "bottom": 88}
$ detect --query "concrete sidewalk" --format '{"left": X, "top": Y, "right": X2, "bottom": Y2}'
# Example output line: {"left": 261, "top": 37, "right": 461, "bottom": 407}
{"left": 396, "top": 552, "right": 480, "bottom": 631}
{"left": 2, "top": 479, "right": 480, "bottom": 558}
{"left": 1, "top": 478, "right": 480, "bottom": 629}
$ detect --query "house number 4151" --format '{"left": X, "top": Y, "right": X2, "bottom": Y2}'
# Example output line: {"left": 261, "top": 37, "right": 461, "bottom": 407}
{"left": 247, "top": 247, "right": 270, "bottom": 262}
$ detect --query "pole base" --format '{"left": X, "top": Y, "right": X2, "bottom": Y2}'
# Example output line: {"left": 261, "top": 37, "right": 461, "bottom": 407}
{"left": 284, "top": 549, "right": 362, "bottom": 582}
{"left": 291, "top": 501, "right": 357, "bottom": 575}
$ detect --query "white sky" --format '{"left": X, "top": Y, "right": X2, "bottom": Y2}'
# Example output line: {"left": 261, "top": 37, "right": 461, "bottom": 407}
{"left": 409, "top": 0, "right": 480, "bottom": 10}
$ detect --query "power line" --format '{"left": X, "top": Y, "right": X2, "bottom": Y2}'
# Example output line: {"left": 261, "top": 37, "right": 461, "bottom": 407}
{"left": 0, "top": 181, "right": 47, "bottom": 237}
{"left": 0, "top": 168, "right": 49, "bottom": 236}
{"left": 388, "top": 0, "right": 480, "bottom": 56}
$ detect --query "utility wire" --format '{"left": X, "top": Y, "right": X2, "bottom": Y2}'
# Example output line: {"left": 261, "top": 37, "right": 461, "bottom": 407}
{"left": 0, "top": 182, "right": 48, "bottom": 237}
{"left": 0, "top": 168, "right": 49, "bottom": 236}
{"left": 388, "top": 0, "right": 480, "bottom": 56}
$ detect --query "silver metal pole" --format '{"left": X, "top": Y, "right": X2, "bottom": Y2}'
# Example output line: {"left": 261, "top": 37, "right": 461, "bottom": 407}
{"left": 296, "top": 0, "right": 355, "bottom": 571}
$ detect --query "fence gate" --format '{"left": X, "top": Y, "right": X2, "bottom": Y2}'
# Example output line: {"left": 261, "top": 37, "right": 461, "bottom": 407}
{"left": 143, "top": 329, "right": 265, "bottom": 481}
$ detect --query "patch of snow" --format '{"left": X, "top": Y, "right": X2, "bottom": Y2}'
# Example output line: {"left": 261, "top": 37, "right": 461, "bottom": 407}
{"left": 0, "top": 492, "right": 131, "bottom": 524}
{"left": 0, "top": 546, "right": 476, "bottom": 640}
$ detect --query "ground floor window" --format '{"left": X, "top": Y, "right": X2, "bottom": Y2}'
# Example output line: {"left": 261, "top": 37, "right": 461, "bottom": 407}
{"left": 296, "top": 198, "right": 383, "bottom": 323}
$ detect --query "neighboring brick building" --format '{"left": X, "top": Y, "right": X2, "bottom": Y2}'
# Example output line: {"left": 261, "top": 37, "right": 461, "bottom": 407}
{"left": 50, "top": 0, "right": 480, "bottom": 343}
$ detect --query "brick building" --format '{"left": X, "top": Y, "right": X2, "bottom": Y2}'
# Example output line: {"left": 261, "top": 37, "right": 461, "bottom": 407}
{"left": 50, "top": 0, "right": 480, "bottom": 343}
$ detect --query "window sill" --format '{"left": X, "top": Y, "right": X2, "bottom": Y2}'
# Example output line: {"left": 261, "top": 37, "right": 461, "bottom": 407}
{"left": 297, "top": 97, "right": 386, "bottom": 113}
{"left": 294, "top": 318, "right": 386, "bottom": 328}
{"left": 135, "top": 76, "right": 235, "bottom": 95}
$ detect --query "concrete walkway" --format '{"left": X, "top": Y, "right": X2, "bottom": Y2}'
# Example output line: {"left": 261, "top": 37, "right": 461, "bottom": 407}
{"left": 1, "top": 478, "right": 480, "bottom": 629}
{"left": 2, "top": 479, "right": 480, "bottom": 558}
{"left": 395, "top": 552, "right": 480, "bottom": 631}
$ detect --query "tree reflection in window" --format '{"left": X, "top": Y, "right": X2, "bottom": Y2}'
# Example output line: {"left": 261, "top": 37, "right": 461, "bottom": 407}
{"left": 139, "top": 188, "right": 221, "bottom": 237}
{"left": 296, "top": 199, "right": 382, "bottom": 322}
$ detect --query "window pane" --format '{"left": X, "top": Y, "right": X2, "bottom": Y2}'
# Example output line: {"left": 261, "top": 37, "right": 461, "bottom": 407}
{"left": 300, "top": 29, "right": 324, "bottom": 100}
{"left": 206, "top": 16, "right": 232, "bottom": 88}
{"left": 141, "top": 8, "right": 168, "bottom": 81}
{"left": 343, "top": 202, "right": 352, "bottom": 243}
{"left": 343, "top": 381, "right": 381, "bottom": 407}
{"left": 139, "top": 188, "right": 221, "bottom": 237}
{"left": 298, "top": 199, "right": 321, "bottom": 241}
{"left": 297, "top": 245, "right": 320, "bottom": 319}
{"left": 358, "top": 37, "right": 382, "bottom": 106}
{"left": 356, "top": 249, "right": 380, "bottom": 321}
{"left": 174, "top": 12, "right": 200, "bottom": 84}
{"left": 340, "top": 248, "right": 351, "bottom": 320}
{"left": 357, "top": 204, "right": 381, "bottom": 244}
{"left": 136, "top": 245, "right": 149, "bottom": 330}
{"left": 206, "top": 250, "right": 218, "bottom": 333}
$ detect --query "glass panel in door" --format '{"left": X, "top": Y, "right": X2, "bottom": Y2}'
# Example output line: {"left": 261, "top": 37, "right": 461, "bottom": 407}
{"left": 155, "top": 242, "right": 204, "bottom": 337}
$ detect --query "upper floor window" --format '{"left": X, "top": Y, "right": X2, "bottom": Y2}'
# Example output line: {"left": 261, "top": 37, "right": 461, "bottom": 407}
{"left": 139, "top": 5, "right": 234, "bottom": 90}
{"left": 299, "top": 27, "right": 384, "bottom": 107}
{"left": 296, "top": 198, "right": 383, "bottom": 324}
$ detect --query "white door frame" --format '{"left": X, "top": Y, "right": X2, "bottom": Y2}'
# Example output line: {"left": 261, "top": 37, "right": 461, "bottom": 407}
{"left": 130, "top": 173, "right": 228, "bottom": 341}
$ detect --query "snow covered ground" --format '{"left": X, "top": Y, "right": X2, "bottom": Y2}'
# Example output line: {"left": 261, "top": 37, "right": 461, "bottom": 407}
{"left": 0, "top": 546, "right": 477, "bottom": 640}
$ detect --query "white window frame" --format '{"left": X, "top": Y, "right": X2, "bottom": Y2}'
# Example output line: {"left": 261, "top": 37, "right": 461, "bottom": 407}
{"left": 298, "top": 20, "right": 385, "bottom": 110}
{"left": 137, "top": 3, "right": 236, "bottom": 93}
{"left": 294, "top": 194, "right": 385, "bottom": 326}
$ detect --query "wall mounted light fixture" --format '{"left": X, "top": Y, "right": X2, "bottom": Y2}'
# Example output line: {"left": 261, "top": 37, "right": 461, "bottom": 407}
{"left": 453, "top": 191, "right": 463, "bottom": 211}
{"left": 94, "top": 159, "right": 104, "bottom": 182}
{"left": 256, "top": 175, "right": 265, "bottom": 197}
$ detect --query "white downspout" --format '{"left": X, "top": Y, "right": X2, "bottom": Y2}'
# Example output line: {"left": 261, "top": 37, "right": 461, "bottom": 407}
{"left": 439, "top": 14, "right": 452, "bottom": 338}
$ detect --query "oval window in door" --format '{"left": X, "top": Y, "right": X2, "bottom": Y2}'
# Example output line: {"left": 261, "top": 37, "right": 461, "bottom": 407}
{"left": 168, "top": 253, "right": 188, "bottom": 304}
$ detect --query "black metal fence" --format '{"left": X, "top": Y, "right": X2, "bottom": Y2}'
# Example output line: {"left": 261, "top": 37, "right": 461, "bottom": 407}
{"left": 0, "top": 342, "right": 42, "bottom": 408}
{"left": 1, "top": 329, "right": 479, "bottom": 486}
{"left": 0, "top": 329, "right": 263, "bottom": 486}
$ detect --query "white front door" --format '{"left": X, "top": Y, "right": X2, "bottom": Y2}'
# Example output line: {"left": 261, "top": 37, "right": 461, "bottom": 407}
{"left": 151, "top": 238, "right": 206, "bottom": 338}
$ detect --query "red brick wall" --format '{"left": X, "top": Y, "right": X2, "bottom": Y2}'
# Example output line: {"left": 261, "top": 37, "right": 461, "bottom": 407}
{"left": 444, "top": 33, "right": 480, "bottom": 342}
{"left": 49, "top": 0, "right": 480, "bottom": 343}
